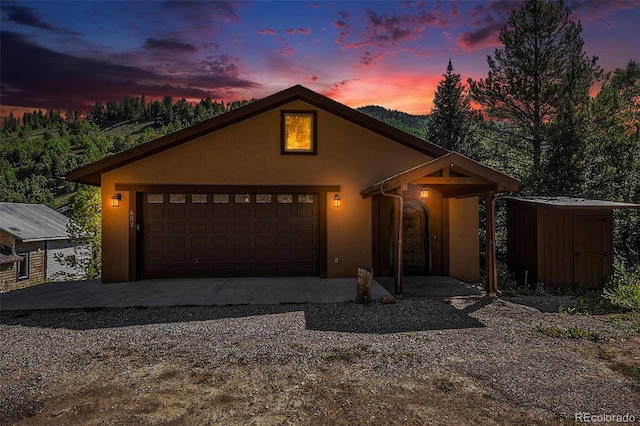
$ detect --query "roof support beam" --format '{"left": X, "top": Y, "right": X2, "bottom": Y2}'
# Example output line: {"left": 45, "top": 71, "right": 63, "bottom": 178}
{"left": 413, "top": 177, "right": 487, "bottom": 185}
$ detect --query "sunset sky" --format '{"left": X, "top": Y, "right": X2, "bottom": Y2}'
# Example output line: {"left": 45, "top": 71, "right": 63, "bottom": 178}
{"left": 1, "top": 0, "right": 639, "bottom": 120}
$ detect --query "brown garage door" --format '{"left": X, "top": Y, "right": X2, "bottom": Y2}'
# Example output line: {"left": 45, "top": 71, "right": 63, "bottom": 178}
{"left": 142, "top": 192, "right": 319, "bottom": 279}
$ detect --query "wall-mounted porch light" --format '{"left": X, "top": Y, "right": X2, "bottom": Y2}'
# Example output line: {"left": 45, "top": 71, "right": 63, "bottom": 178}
{"left": 111, "top": 193, "right": 122, "bottom": 207}
{"left": 420, "top": 186, "right": 429, "bottom": 200}
{"left": 333, "top": 194, "right": 341, "bottom": 208}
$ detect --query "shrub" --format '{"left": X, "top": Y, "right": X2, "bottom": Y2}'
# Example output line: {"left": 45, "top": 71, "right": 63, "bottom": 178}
{"left": 603, "top": 265, "right": 640, "bottom": 312}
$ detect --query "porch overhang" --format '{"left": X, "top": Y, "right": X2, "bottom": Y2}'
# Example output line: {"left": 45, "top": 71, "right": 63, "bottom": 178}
{"left": 360, "top": 152, "right": 520, "bottom": 198}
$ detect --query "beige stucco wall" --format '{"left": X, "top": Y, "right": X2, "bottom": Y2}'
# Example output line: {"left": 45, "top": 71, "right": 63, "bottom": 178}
{"left": 101, "top": 100, "right": 434, "bottom": 282}
{"left": 448, "top": 197, "right": 480, "bottom": 283}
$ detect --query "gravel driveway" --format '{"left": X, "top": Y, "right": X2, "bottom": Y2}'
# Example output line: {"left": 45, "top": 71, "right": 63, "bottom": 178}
{"left": 1, "top": 296, "right": 638, "bottom": 425}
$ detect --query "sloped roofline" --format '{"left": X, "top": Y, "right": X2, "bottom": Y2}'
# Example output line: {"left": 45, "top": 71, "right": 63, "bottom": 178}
{"left": 65, "top": 84, "right": 450, "bottom": 186}
{"left": 0, "top": 202, "right": 71, "bottom": 242}
{"left": 360, "top": 152, "right": 521, "bottom": 198}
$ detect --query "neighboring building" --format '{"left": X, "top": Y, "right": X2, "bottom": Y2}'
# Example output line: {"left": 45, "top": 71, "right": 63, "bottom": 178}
{"left": 0, "top": 203, "right": 89, "bottom": 291}
{"left": 507, "top": 197, "right": 640, "bottom": 289}
{"left": 66, "top": 85, "right": 520, "bottom": 294}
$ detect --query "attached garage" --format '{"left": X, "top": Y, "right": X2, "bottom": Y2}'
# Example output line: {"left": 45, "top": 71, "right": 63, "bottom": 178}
{"left": 66, "top": 85, "right": 520, "bottom": 293}
{"left": 141, "top": 191, "right": 320, "bottom": 279}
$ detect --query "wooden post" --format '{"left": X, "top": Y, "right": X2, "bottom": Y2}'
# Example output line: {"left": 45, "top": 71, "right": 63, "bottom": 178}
{"left": 485, "top": 192, "right": 498, "bottom": 297}
{"left": 356, "top": 267, "right": 373, "bottom": 304}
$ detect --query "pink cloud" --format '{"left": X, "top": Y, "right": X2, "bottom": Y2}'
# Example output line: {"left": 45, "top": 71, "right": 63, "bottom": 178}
{"left": 298, "top": 28, "right": 312, "bottom": 35}
{"left": 257, "top": 29, "right": 276, "bottom": 35}
{"left": 285, "top": 28, "right": 295, "bottom": 35}
{"left": 280, "top": 42, "right": 294, "bottom": 56}
{"left": 336, "top": 4, "right": 456, "bottom": 55}
{"left": 359, "top": 51, "right": 384, "bottom": 67}
{"left": 332, "top": 20, "right": 348, "bottom": 29}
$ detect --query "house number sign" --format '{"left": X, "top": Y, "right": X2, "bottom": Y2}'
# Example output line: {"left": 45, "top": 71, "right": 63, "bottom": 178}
{"left": 129, "top": 210, "right": 135, "bottom": 228}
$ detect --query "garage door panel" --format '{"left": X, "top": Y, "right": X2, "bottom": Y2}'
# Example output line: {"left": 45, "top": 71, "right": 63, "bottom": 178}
{"left": 143, "top": 192, "right": 319, "bottom": 278}
{"left": 255, "top": 207, "right": 273, "bottom": 218}
{"left": 192, "top": 251, "right": 210, "bottom": 262}
{"left": 213, "top": 208, "right": 230, "bottom": 218}
{"left": 234, "top": 207, "right": 251, "bottom": 218}
{"left": 213, "top": 221, "right": 230, "bottom": 232}
{"left": 190, "top": 236, "right": 209, "bottom": 248}
{"left": 255, "top": 236, "right": 272, "bottom": 248}
{"left": 255, "top": 250, "right": 272, "bottom": 261}
{"left": 168, "top": 222, "right": 186, "bottom": 233}
{"left": 277, "top": 222, "right": 293, "bottom": 232}
{"left": 276, "top": 207, "right": 292, "bottom": 218}
{"left": 168, "top": 208, "right": 187, "bottom": 219}
{"left": 234, "top": 221, "right": 251, "bottom": 233}
{"left": 169, "top": 251, "right": 186, "bottom": 262}
{"left": 298, "top": 249, "right": 316, "bottom": 261}
{"left": 298, "top": 206, "right": 315, "bottom": 217}
{"left": 169, "top": 236, "right": 186, "bottom": 247}
{"left": 213, "top": 248, "right": 230, "bottom": 261}
{"left": 190, "top": 208, "right": 209, "bottom": 218}
{"left": 190, "top": 222, "right": 208, "bottom": 233}
{"left": 276, "top": 235, "right": 293, "bottom": 247}
{"left": 147, "top": 209, "right": 164, "bottom": 219}
{"left": 255, "top": 221, "right": 272, "bottom": 232}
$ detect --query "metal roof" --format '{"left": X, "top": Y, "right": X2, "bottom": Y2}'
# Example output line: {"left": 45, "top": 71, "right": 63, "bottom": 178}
{"left": 505, "top": 196, "right": 640, "bottom": 210}
{"left": 0, "top": 203, "right": 72, "bottom": 242}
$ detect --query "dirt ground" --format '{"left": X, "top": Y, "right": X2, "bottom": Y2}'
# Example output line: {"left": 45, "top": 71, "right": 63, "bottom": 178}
{"left": 1, "top": 297, "right": 639, "bottom": 425}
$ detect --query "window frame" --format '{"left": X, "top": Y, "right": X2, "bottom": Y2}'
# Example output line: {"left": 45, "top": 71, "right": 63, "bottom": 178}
{"left": 281, "top": 110, "right": 317, "bottom": 155}
{"left": 16, "top": 252, "right": 29, "bottom": 280}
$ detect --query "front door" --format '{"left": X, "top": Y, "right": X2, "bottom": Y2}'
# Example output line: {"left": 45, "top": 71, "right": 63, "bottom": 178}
{"left": 402, "top": 200, "right": 429, "bottom": 275}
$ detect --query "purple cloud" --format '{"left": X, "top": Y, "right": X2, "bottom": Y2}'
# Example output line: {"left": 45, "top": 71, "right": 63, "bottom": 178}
{"left": 144, "top": 38, "right": 198, "bottom": 53}
{"left": 257, "top": 29, "right": 277, "bottom": 35}
{"left": 457, "top": 23, "right": 503, "bottom": 51}
{"left": 0, "top": 31, "right": 258, "bottom": 112}
{"left": 3, "top": 4, "right": 81, "bottom": 35}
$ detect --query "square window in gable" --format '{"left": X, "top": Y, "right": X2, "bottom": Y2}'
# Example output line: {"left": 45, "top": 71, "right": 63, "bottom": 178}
{"left": 282, "top": 111, "right": 316, "bottom": 154}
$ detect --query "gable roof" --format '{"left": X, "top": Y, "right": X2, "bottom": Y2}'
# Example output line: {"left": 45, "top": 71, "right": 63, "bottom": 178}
{"left": 0, "top": 203, "right": 71, "bottom": 242}
{"left": 66, "top": 84, "right": 449, "bottom": 186}
{"left": 361, "top": 152, "right": 520, "bottom": 199}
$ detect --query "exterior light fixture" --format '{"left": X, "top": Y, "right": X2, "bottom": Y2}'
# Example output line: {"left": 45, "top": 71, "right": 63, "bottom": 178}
{"left": 111, "top": 193, "right": 122, "bottom": 207}
{"left": 420, "top": 186, "right": 429, "bottom": 200}
{"left": 333, "top": 194, "right": 341, "bottom": 208}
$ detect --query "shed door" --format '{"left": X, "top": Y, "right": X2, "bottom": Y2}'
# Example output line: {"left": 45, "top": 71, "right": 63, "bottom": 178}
{"left": 574, "top": 215, "right": 611, "bottom": 288}
{"left": 142, "top": 192, "right": 319, "bottom": 279}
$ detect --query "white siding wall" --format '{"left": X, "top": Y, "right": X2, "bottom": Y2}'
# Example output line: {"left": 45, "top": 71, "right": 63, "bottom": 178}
{"left": 46, "top": 240, "right": 91, "bottom": 281}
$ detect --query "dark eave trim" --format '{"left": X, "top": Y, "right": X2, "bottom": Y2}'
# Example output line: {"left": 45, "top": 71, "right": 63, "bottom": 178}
{"left": 115, "top": 183, "right": 341, "bottom": 193}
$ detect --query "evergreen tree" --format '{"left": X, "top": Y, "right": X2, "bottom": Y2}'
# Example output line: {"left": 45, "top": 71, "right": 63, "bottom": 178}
{"left": 426, "top": 59, "right": 481, "bottom": 159}
{"left": 468, "top": 0, "right": 600, "bottom": 194}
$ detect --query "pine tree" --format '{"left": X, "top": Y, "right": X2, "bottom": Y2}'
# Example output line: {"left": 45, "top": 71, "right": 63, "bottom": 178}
{"left": 469, "top": 0, "right": 600, "bottom": 194}
{"left": 426, "top": 59, "right": 481, "bottom": 159}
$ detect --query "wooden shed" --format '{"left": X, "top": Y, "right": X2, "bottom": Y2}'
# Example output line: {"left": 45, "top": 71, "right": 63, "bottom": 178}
{"left": 507, "top": 197, "right": 640, "bottom": 289}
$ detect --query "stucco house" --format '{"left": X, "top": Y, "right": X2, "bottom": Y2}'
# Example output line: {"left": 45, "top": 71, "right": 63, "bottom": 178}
{"left": 0, "top": 203, "right": 89, "bottom": 291}
{"left": 66, "top": 85, "right": 519, "bottom": 295}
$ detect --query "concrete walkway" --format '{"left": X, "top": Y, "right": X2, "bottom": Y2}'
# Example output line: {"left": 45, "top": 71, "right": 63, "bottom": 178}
{"left": 377, "top": 276, "right": 485, "bottom": 299}
{"left": 0, "top": 277, "right": 393, "bottom": 311}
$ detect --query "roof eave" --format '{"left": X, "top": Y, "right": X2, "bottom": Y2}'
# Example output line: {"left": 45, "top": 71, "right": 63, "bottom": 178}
{"left": 65, "top": 85, "right": 449, "bottom": 186}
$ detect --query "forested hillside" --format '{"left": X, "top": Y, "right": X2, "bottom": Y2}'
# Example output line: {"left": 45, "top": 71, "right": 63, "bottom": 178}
{"left": 0, "top": 98, "right": 425, "bottom": 210}
{"left": 0, "top": 96, "right": 256, "bottom": 208}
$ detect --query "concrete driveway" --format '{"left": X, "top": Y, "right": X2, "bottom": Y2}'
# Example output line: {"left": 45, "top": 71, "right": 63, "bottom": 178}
{"left": 0, "top": 277, "right": 393, "bottom": 311}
